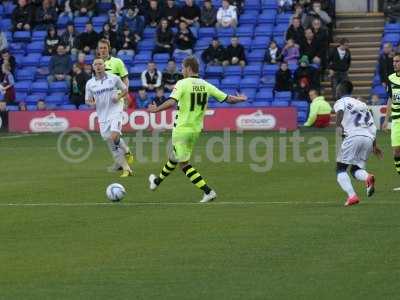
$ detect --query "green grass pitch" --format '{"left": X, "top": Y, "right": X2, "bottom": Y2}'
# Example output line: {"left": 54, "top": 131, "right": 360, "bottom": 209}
{"left": 0, "top": 130, "right": 399, "bottom": 299}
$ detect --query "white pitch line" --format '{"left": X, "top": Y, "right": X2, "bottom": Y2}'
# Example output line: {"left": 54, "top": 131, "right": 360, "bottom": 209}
{"left": 0, "top": 134, "right": 40, "bottom": 139}
{"left": 0, "top": 201, "right": 397, "bottom": 207}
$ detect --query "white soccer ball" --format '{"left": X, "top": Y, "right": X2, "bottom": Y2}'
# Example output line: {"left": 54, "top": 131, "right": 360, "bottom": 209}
{"left": 106, "top": 183, "right": 126, "bottom": 202}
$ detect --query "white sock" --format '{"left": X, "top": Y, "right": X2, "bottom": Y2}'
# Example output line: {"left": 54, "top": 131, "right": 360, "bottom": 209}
{"left": 337, "top": 172, "right": 356, "bottom": 197}
{"left": 354, "top": 169, "right": 369, "bottom": 181}
{"left": 114, "top": 147, "right": 130, "bottom": 171}
{"left": 119, "top": 137, "right": 130, "bottom": 154}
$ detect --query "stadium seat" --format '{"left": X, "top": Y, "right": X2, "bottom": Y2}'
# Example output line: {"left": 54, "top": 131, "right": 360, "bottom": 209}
{"left": 205, "top": 65, "right": 224, "bottom": 78}
{"left": 239, "top": 13, "right": 258, "bottom": 25}
{"left": 384, "top": 23, "right": 400, "bottom": 33}
{"left": 260, "top": 75, "right": 275, "bottom": 88}
{"left": 9, "top": 43, "right": 25, "bottom": 55}
{"left": 240, "top": 88, "right": 256, "bottom": 101}
{"left": 271, "top": 100, "right": 289, "bottom": 107}
{"left": 134, "top": 52, "right": 152, "bottom": 64}
{"left": 258, "top": 10, "right": 277, "bottom": 24}
{"left": 143, "top": 27, "right": 156, "bottom": 39}
{"left": 246, "top": 0, "right": 261, "bottom": 10}
{"left": 117, "top": 54, "right": 134, "bottom": 67}
{"left": 137, "top": 39, "right": 155, "bottom": 51}
{"left": 274, "top": 36, "right": 285, "bottom": 47}
{"left": 27, "top": 105, "right": 37, "bottom": 111}
{"left": 45, "top": 94, "right": 64, "bottom": 104}
{"left": 49, "top": 81, "right": 68, "bottom": 94}
{"left": 263, "top": 64, "right": 279, "bottom": 76}
{"left": 206, "top": 78, "right": 220, "bottom": 86}
{"left": 243, "top": 65, "right": 262, "bottom": 76}
{"left": 26, "top": 41, "right": 45, "bottom": 54}
{"left": 291, "top": 101, "right": 309, "bottom": 111}
{"left": 221, "top": 76, "right": 241, "bottom": 89}
{"left": 32, "top": 31, "right": 47, "bottom": 42}
{"left": 21, "top": 54, "right": 42, "bottom": 67}
{"left": 15, "top": 81, "right": 32, "bottom": 94}
{"left": 0, "top": 19, "right": 12, "bottom": 31}
{"left": 251, "top": 36, "right": 270, "bottom": 50}
{"left": 372, "top": 85, "right": 388, "bottom": 98}
{"left": 198, "top": 27, "right": 216, "bottom": 38}
{"left": 217, "top": 27, "right": 235, "bottom": 37}
{"left": 153, "top": 53, "right": 170, "bottom": 64}
{"left": 84, "top": 54, "right": 95, "bottom": 64}
{"left": 254, "top": 25, "right": 273, "bottom": 37}
{"left": 247, "top": 50, "right": 266, "bottom": 63}
{"left": 92, "top": 15, "right": 109, "bottom": 27}
{"left": 15, "top": 92, "right": 28, "bottom": 102}
{"left": 274, "top": 91, "right": 292, "bottom": 101}
{"left": 240, "top": 37, "right": 253, "bottom": 50}
{"left": 57, "top": 15, "right": 70, "bottom": 28}
{"left": 240, "top": 76, "right": 260, "bottom": 89}
{"left": 252, "top": 101, "right": 271, "bottom": 107}
{"left": 31, "top": 81, "right": 49, "bottom": 94}
{"left": 129, "top": 79, "right": 142, "bottom": 90}
{"left": 382, "top": 33, "right": 400, "bottom": 44}
{"left": 7, "top": 106, "right": 19, "bottom": 111}
{"left": 16, "top": 68, "right": 36, "bottom": 81}
{"left": 129, "top": 64, "right": 147, "bottom": 78}
{"left": 59, "top": 104, "right": 76, "bottom": 110}
{"left": 298, "top": 111, "right": 308, "bottom": 123}
{"left": 74, "top": 16, "right": 90, "bottom": 27}
{"left": 224, "top": 65, "right": 242, "bottom": 76}
{"left": 276, "top": 13, "right": 293, "bottom": 24}
{"left": 236, "top": 25, "right": 254, "bottom": 37}
{"left": 273, "top": 24, "right": 288, "bottom": 37}
{"left": 262, "top": 0, "right": 278, "bottom": 10}
{"left": 256, "top": 89, "right": 273, "bottom": 101}
{"left": 39, "top": 56, "right": 52, "bottom": 67}
{"left": 195, "top": 38, "right": 212, "bottom": 51}
{"left": 26, "top": 94, "right": 46, "bottom": 104}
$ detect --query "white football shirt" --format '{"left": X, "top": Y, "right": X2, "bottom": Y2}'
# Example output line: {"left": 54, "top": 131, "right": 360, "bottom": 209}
{"left": 85, "top": 73, "right": 127, "bottom": 123}
{"left": 334, "top": 96, "right": 377, "bottom": 140}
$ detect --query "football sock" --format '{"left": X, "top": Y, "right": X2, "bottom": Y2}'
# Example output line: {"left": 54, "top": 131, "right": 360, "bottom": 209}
{"left": 337, "top": 172, "right": 356, "bottom": 197}
{"left": 155, "top": 159, "right": 178, "bottom": 185}
{"left": 354, "top": 169, "right": 369, "bottom": 181}
{"left": 119, "top": 137, "right": 130, "bottom": 154}
{"left": 395, "top": 156, "right": 400, "bottom": 175}
{"left": 182, "top": 164, "right": 211, "bottom": 194}
{"left": 110, "top": 139, "right": 130, "bottom": 171}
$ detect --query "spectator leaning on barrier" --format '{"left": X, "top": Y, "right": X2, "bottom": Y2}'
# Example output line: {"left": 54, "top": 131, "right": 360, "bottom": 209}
{"left": 202, "top": 37, "right": 227, "bottom": 65}
{"left": 152, "top": 18, "right": 174, "bottom": 58}
{"left": 379, "top": 43, "right": 395, "bottom": 88}
{"left": 11, "top": 0, "right": 35, "bottom": 32}
{"left": 162, "top": 59, "right": 183, "bottom": 91}
{"left": 48, "top": 44, "right": 73, "bottom": 85}
{"left": 141, "top": 61, "right": 162, "bottom": 91}
{"left": 37, "top": 99, "right": 47, "bottom": 111}
{"left": 201, "top": 0, "right": 217, "bottom": 27}
{"left": 304, "top": 89, "right": 331, "bottom": 128}
{"left": 224, "top": 36, "right": 246, "bottom": 67}
{"left": 152, "top": 87, "right": 167, "bottom": 106}
{"left": 274, "top": 61, "right": 293, "bottom": 92}
{"left": 217, "top": 0, "right": 238, "bottom": 28}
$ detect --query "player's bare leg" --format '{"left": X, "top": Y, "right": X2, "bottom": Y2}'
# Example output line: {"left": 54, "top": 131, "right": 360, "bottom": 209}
{"left": 110, "top": 132, "right": 132, "bottom": 177}
{"left": 350, "top": 165, "right": 375, "bottom": 197}
{"left": 393, "top": 147, "right": 400, "bottom": 191}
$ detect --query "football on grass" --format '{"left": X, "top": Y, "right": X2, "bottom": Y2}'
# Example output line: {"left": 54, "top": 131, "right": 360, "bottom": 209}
{"left": 106, "top": 183, "right": 126, "bottom": 202}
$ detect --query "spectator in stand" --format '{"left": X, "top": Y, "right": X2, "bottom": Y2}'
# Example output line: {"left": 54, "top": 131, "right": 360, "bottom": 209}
{"left": 152, "top": 87, "right": 166, "bottom": 106}
{"left": 180, "top": 0, "right": 201, "bottom": 28}
{"left": 136, "top": 87, "right": 151, "bottom": 108}
{"left": 114, "top": 0, "right": 124, "bottom": 15}
{"left": 286, "top": 16, "right": 304, "bottom": 46}
{"left": 303, "top": 0, "right": 331, "bottom": 29}
{"left": 58, "top": 0, "right": 73, "bottom": 19}
{"left": 292, "top": 3, "right": 307, "bottom": 27}
{"left": 165, "top": 0, "right": 180, "bottom": 27}
{"left": 282, "top": 38, "right": 300, "bottom": 65}
{"left": 304, "top": 89, "right": 331, "bottom": 128}
{"left": 0, "top": 50, "right": 16, "bottom": 75}
{"left": 76, "top": 22, "right": 99, "bottom": 55}
{"left": 312, "top": 18, "right": 329, "bottom": 68}
{"left": 202, "top": 37, "right": 226, "bottom": 65}
{"left": 278, "top": 0, "right": 293, "bottom": 13}
{"left": 152, "top": 18, "right": 174, "bottom": 58}
{"left": 35, "top": 0, "right": 58, "bottom": 30}
{"left": 71, "top": 0, "right": 96, "bottom": 18}
{"left": 0, "top": 101, "right": 7, "bottom": 127}
{"left": 174, "top": 21, "right": 196, "bottom": 55}
{"left": 37, "top": 99, "right": 47, "bottom": 111}
{"left": 223, "top": 36, "right": 246, "bottom": 67}
{"left": 0, "top": 30, "right": 8, "bottom": 52}
{"left": 18, "top": 101, "right": 27, "bottom": 111}
{"left": 217, "top": 0, "right": 238, "bottom": 28}
{"left": 117, "top": 26, "right": 138, "bottom": 56}
{"left": 48, "top": 44, "right": 72, "bottom": 84}
{"left": 369, "top": 94, "right": 381, "bottom": 106}
{"left": 146, "top": 0, "right": 163, "bottom": 28}
{"left": 70, "top": 63, "right": 90, "bottom": 108}
{"left": 232, "top": 0, "right": 244, "bottom": 14}
{"left": 99, "top": 23, "right": 118, "bottom": 55}
{"left": 84, "top": 63, "right": 92, "bottom": 76}
{"left": 120, "top": 7, "right": 145, "bottom": 37}
{"left": 300, "top": 28, "right": 321, "bottom": 65}
{"left": 264, "top": 40, "right": 282, "bottom": 64}
{"left": 76, "top": 51, "right": 87, "bottom": 69}
{"left": 141, "top": 61, "right": 162, "bottom": 91}
{"left": 108, "top": 11, "right": 120, "bottom": 33}
{"left": 44, "top": 26, "right": 60, "bottom": 56}
{"left": 379, "top": 43, "right": 395, "bottom": 88}
{"left": 162, "top": 59, "right": 183, "bottom": 91}
{"left": 11, "top": 0, "right": 35, "bottom": 32}
{"left": 61, "top": 22, "right": 79, "bottom": 56}
{"left": 294, "top": 55, "right": 319, "bottom": 100}
{"left": 0, "top": 62, "right": 15, "bottom": 104}
{"left": 274, "top": 62, "right": 293, "bottom": 92}
{"left": 328, "top": 38, "right": 351, "bottom": 100}
{"left": 201, "top": 0, "right": 217, "bottom": 27}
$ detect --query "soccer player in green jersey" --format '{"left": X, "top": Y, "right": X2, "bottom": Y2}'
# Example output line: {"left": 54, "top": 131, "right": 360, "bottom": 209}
{"left": 147, "top": 56, "right": 247, "bottom": 203}
{"left": 383, "top": 53, "right": 400, "bottom": 190}
{"left": 97, "top": 38, "right": 134, "bottom": 172}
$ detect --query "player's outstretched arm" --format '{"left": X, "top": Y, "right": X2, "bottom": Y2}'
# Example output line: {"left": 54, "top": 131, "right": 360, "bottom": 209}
{"left": 373, "top": 139, "right": 384, "bottom": 159}
{"left": 148, "top": 98, "right": 176, "bottom": 113}
{"left": 225, "top": 93, "right": 247, "bottom": 104}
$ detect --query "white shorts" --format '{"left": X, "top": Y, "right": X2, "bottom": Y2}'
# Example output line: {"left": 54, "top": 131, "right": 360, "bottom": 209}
{"left": 99, "top": 116, "right": 123, "bottom": 140}
{"left": 337, "top": 135, "right": 373, "bottom": 169}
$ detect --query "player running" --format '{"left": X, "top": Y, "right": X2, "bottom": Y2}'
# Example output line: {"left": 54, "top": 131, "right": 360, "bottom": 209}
{"left": 85, "top": 58, "right": 133, "bottom": 178}
{"left": 97, "top": 38, "right": 134, "bottom": 171}
{"left": 334, "top": 80, "right": 383, "bottom": 206}
{"left": 147, "top": 56, "right": 247, "bottom": 203}
{"left": 382, "top": 52, "right": 400, "bottom": 191}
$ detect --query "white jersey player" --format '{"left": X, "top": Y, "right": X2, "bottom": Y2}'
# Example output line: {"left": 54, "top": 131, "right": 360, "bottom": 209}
{"left": 85, "top": 58, "right": 133, "bottom": 177}
{"left": 334, "top": 80, "right": 383, "bottom": 206}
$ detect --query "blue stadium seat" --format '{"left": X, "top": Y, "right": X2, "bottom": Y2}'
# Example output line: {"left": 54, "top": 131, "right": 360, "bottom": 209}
{"left": 246, "top": 0, "right": 261, "bottom": 10}
{"left": 274, "top": 91, "right": 292, "bottom": 101}
{"left": 129, "top": 79, "right": 142, "bottom": 90}
{"left": 15, "top": 92, "right": 28, "bottom": 102}
{"left": 198, "top": 27, "right": 216, "bottom": 38}
{"left": 258, "top": 10, "right": 277, "bottom": 24}
{"left": 79, "top": 104, "right": 93, "bottom": 110}
{"left": 384, "top": 23, "right": 400, "bottom": 33}
{"left": 92, "top": 15, "right": 109, "bottom": 27}
{"left": 298, "top": 111, "right": 307, "bottom": 123}
{"left": 273, "top": 24, "right": 288, "bottom": 37}
{"left": 15, "top": 81, "right": 31, "bottom": 94}
{"left": 98, "top": 2, "right": 113, "bottom": 13}
{"left": 84, "top": 54, "right": 95, "bottom": 64}
{"left": 247, "top": 49, "right": 265, "bottom": 63}
{"left": 9, "top": 43, "right": 25, "bottom": 55}
{"left": 134, "top": 52, "right": 152, "bottom": 64}
{"left": 271, "top": 100, "right": 289, "bottom": 107}
{"left": 240, "top": 88, "right": 256, "bottom": 101}
{"left": 7, "top": 106, "right": 19, "bottom": 111}
{"left": 137, "top": 39, "right": 155, "bottom": 51}
{"left": 26, "top": 41, "right": 45, "bottom": 54}
{"left": 195, "top": 38, "right": 212, "bottom": 51}
{"left": 254, "top": 25, "right": 273, "bottom": 37}
{"left": 153, "top": 53, "right": 170, "bottom": 63}
{"left": 45, "top": 94, "right": 64, "bottom": 105}
{"left": 262, "top": 0, "right": 278, "bottom": 10}
{"left": 263, "top": 64, "right": 279, "bottom": 75}
{"left": 74, "top": 16, "right": 90, "bottom": 27}
{"left": 16, "top": 68, "right": 36, "bottom": 81}
{"left": 26, "top": 94, "right": 46, "bottom": 104}
{"left": 372, "top": 85, "right": 388, "bottom": 98}
{"left": 240, "top": 76, "right": 260, "bottom": 89}
{"left": 239, "top": 13, "right": 258, "bottom": 25}
{"left": 253, "top": 101, "right": 271, "bottom": 107}
{"left": 206, "top": 78, "right": 220, "bottom": 86}
{"left": 0, "top": 19, "right": 12, "bottom": 30}
{"left": 59, "top": 104, "right": 77, "bottom": 110}
{"left": 382, "top": 33, "right": 400, "bottom": 44}
{"left": 13, "top": 31, "right": 31, "bottom": 42}
{"left": 4, "top": 31, "right": 12, "bottom": 43}
{"left": 0, "top": 5, "right": 4, "bottom": 17}
{"left": 39, "top": 56, "right": 51, "bottom": 67}
{"left": 117, "top": 54, "right": 134, "bottom": 67}
{"left": 224, "top": 65, "right": 242, "bottom": 76}
{"left": 221, "top": 76, "right": 241, "bottom": 89}
{"left": 256, "top": 89, "right": 273, "bottom": 101}
{"left": 291, "top": 101, "right": 309, "bottom": 111}
{"left": 243, "top": 65, "right": 262, "bottom": 76}
{"left": 49, "top": 81, "right": 68, "bottom": 94}
{"left": 129, "top": 64, "right": 147, "bottom": 78}
{"left": 251, "top": 36, "right": 270, "bottom": 50}
{"left": 260, "top": 75, "right": 275, "bottom": 88}
{"left": 31, "top": 82, "right": 49, "bottom": 94}
{"left": 217, "top": 27, "right": 235, "bottom": 37}
{"left": 240, "top": 37, "right": 253, "bottom": 50}
{"left": 32, "top": 31, "right": 47, "bottom": 42}
{"left": 236, "top": 25, "right": 254, "bottom": 37}
{"left": 143, "top": 27, "right": 156, "bottom": 39}
{"left": 205, "top": 65, "right": 224, "bottom": 78}
{"left": 21, "top": 54, "right": 42, "bottom": 67}
{"left": 276, "top": 13, "right": 293, "bottom": 24}
{"left": 57, "top": 16, "right": 70, "bottom": 29}
{"left": 274, "top": 36, "right": 285, "bottom": 47}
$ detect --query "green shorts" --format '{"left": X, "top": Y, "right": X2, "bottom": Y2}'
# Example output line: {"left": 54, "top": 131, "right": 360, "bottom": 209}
{"left": 171, "top": 129, "right": 200, "bottom": 162}
{"left": 392, "top": 121, "right": 400, "bottom": 147}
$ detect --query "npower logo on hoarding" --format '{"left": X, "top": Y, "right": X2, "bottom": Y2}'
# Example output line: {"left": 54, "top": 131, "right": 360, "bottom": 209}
{"left": 29, "top": 113, "right": 70, "bottom": 132}
{"left": 236, "top": 110, "right": 277, "bottom": 130}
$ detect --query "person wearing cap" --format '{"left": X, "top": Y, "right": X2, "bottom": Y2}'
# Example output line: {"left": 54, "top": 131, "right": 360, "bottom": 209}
{"left": 304, "top": 89, "right": 332, "bottom": 128}
{"left": 201, "top": 37, "right": 226, "bottom": 65}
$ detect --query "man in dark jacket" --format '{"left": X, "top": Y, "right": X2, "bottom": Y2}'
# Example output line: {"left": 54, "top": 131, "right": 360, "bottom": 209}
{"left": 11, "top": 0, "right": 35, "bottom": 31}
{"left": 328, "top": 38, "right": 351, "bottom": 100}
{"left": 48, "top": 44, "right": 73, "bottom": 84}
{"left": 285, "top": 17, "right": 304, "bottom": 46}
{"left": 379, "top": 43, "right": 395, "bottom": 88}
{"left": 201, "top": 37, "right": 226, "bottom": 65}
{"left": 70, "top": 63, "right": 91, "bottom": 108}
{"left": 201, "top": 0, "right": 217, "bottom": 27}
{"left": 223, "top": 36, "right": 246, "bottom": 67}
{"left": 275, "top": 62, "right": 293, "bottom": 92}
{"left": 71, "top": 0, "right": 96, "bottom": 17}
{"left": 174, "top": 21, "right": 196, "bottom": 55}
{"left": 162, "top": 59, "right": 183, "bottom": 91}
{"left": 77, "top": 22, "right": 99, "bottom": 54}
{"left": 294, "top": 55, "right": 319, "bottom": 100}
{"left": 35, "top": 0, "right": 58, "bottom": 30}
{"left": 180, "top": 0, "right": 201, "bottom": 27}
{"left": 152, "top": 18, "right": 174, "bottom": 58}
